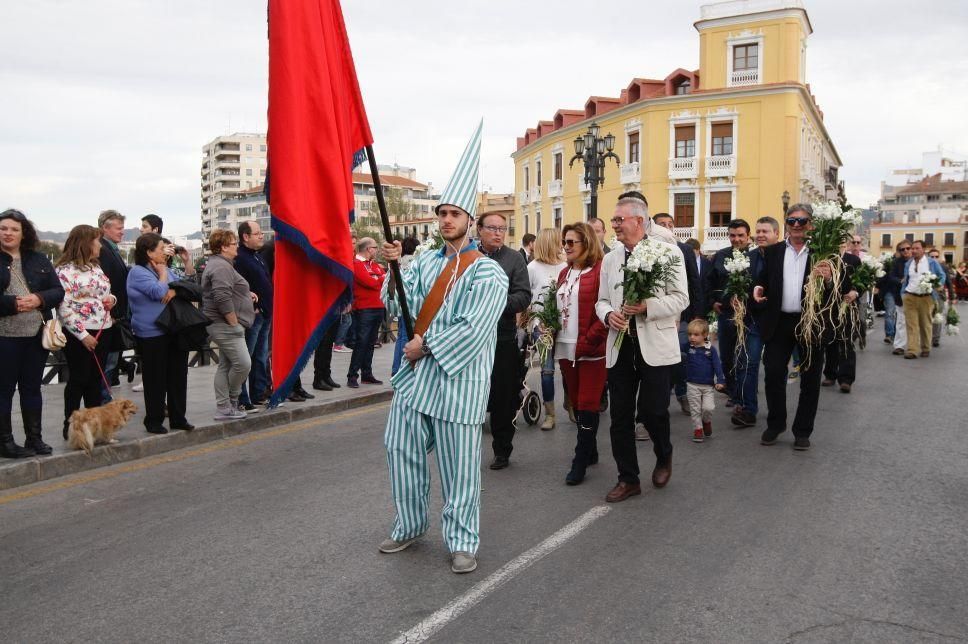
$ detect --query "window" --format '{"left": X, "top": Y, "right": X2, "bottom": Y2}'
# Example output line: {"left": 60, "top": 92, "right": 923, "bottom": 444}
{"left": 628, "top": 132, "right": 640, "bottom": 164}
{"left": 246, "top": 169, "right": 253, "bottom": 176}
{"left": 536, "top": 160, "right": 542, "bottom": 187}
{"left": 675, "top": 80, "right": 691, "bottom": 95}
{"left": 709, "top": 191, "right": 732, "bottom": 227}
{"left": 524, "top": 215, "right": 529, "bottom": 235}
{"left": 675, "top": 126, "right": 695, "bottom": 158}
{"left": 260, "top": 169, "right": 267, "bottom": 177}
{"left": 905, "top": 233, "right": 915, "bottom": 243}
{"left": 554, "top": 207, "right": 562, "bottom": 229}
{"left": 553, "top": 153, "right": 563, "bottom": 181}
{"left": 945, "top": 252, "right": 954, "bottom": 264}
{"left": 924, "top": 232, "right": 934, "bottom": 246}
{"left": 674, "top": 193, "right": 695, "bottom": 227}
{"left": 524, "top": 166, "right": 530, "bottom": 191}
{"left": 711, "top": 122, "right": 733, "bottom": 156}
{"left": 536, "top": 212, "right": 542, "bottom": 230}
{"left": 260, "top": 145, "right": 267, "bottom": 152}
{"left": 944, "top": 232, "right": 955, "bottom": 246}
{"left": 881, "top": 233, "right": 892, "bottom": 248}
{"left": 245, "top": 144, "right": 253, "bottom": 151}
{"left": 927, "top": 195, "right": 940, "bottom": 202}
{"left": 733, "top": 44, "right": 758, "bottom": 71}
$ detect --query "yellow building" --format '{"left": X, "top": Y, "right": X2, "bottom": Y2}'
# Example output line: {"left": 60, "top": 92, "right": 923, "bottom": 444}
{"left": 510, "top": 0, "right": 843, "bottom": 251}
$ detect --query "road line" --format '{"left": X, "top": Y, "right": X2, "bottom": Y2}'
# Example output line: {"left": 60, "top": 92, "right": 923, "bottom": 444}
{"left": 389, "top": 504, "right": 611, "bottom": 644}
{"left": 0, "top": 402, "right": 389, "bottom": 506}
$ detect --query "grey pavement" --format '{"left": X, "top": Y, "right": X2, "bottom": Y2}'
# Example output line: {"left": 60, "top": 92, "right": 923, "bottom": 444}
{"left": 1, "top": 312, "right": 967, "bottom": 643}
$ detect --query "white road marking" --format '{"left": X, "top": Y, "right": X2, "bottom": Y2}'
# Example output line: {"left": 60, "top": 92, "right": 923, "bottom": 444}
{"left": 389, "top": 505, "right": 611, "bottom": 644}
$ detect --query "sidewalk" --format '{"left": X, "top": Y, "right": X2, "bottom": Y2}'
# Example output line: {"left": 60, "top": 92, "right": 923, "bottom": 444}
{"left": 0, "top": 342, "right": 395, "bottom": 490}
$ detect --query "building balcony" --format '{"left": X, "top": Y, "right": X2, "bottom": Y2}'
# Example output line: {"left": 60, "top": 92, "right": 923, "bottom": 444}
{"left": 215, "top": 154, "right": 240, "bottom": 164}
{"left": 529, "top": 186, "right": 541, "bottom": 203}
{"left": 674, "top": 227, "right": 697, "bottom": 243}
{"left": 705, "top": 155, "right": 736, "bottom": 178}
{"left": 729, "top": 69, "right": 759, "bottom": 87}
{"left": 704, "top": 226, "right": 730, "bottom": 249}
{"left": 517, "top": 190, "right": 530, "bottom": 205}
{"left": 547, "top": 179, "right": 563, "bottom": 198}
{"left": 668, "top": 157, "right": 698, "bottom": 180}
{"left": 620, "top": 162, "right": 641, "bottom": 185}
{"left": 578, "top": 178, "right": 591, "bottom": 193}
{"left": 215, "top": 144, "right": 240, "bottom": 152}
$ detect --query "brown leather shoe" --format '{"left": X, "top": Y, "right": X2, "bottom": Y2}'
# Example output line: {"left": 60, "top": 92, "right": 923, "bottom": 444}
{"left": 605, "top": 481, "right": 641, "bottom": 503}
{"left": 702, "top": 420, "right": 712, "bottom": 437}
{"left": 821, "top": 379, "right": 835, "bottom": 387}
{"left": 920, "top": 351, "right": 930, "bottom": 358}
{"left": 652, "top": 460, "right": 672, "bottom": 488}
{"left": 839, "top": 383, "right": 851, "bottom": 393}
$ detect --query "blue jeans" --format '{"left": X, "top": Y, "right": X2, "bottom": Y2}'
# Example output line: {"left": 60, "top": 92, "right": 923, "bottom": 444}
{"left": 347, "top": 308, "right": 383, "bottom": 380}
{"left": 391, "top": 316, "right": 409, "bottom": 376}
{"left": 732, "top": 321, "right": 763, "bottom": 417}
{"left": 240, "top": 313, "right": 270, "bottom": 405}
{"left": 101, "top": 351, "right": 119, "bottom": 403}
{"left": 335, "top": 312, "right": 353, "bottom": 347}
{"left": 717, "top": 314, "right": 738, "bottom": 403}
{"left": 883, "top": 291, "right": 897, "bottom": 338}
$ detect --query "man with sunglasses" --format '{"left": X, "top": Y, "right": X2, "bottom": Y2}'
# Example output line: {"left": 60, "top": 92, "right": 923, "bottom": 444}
{"left": 880, "top": 241, "right": 911, "bottom": 352}
{"left": 477, "top": 212, "right": 531, "bottom": 470}
{"left": 752, "top": 204, "right": 851, "bottom": 450}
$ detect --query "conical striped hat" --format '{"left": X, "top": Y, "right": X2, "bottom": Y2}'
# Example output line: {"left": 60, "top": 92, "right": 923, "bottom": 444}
{"left": 435, "top": 119, "right": 482, "bottom": 219}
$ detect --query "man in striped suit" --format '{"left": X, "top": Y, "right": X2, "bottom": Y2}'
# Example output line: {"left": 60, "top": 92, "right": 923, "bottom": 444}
{"left": 376, "top": 122, "right": 508, "bottom": 574}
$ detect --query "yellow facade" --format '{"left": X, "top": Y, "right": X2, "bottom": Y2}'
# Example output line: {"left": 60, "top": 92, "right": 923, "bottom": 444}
{"left": 510, "top": 1, "right": 842, "bottom": 251}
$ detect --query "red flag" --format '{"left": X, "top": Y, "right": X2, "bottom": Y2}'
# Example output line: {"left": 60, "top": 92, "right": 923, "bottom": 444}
{"left": 266, "top": 0, "right": 372, "bottom": 404}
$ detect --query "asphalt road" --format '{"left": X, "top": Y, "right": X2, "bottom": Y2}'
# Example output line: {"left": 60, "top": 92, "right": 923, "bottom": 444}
{"left": 1, "top": 321, "right": 966, "bottom": 643}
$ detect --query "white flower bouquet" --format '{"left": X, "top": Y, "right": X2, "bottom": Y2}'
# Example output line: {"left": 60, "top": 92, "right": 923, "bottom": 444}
{"left": 878, "top": 251, "right": 895, "bottom": 274}
{"left": 723, "top": 248, "right": 753, "bottom": 352}
{"left": 946, "top": 307, "right": 960, "bottom": 336}
{"left": 852, "top": 253, "right": 887, "bottom": 293}
{"left": 914, "top": 273, "right": 941, "bottom": 295}
{"left": 413, "top": 222, "right": 444, "bottom": 256}
{"left": 614, "top": 238, "right": 681, "bottom": 349}
{"left": 527, "top": 279, "right": 561, "bottom": 364}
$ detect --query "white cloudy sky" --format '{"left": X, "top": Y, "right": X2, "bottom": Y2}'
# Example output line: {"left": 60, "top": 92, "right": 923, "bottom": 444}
{"left": 2, "top": 0, "right": 966, "bottom": 235}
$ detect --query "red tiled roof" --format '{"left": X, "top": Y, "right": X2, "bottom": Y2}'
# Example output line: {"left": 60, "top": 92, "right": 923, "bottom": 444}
{"left": 897, "top": 173, "right": 968, "bottom": 195}
{"left": 351, "top": 173, "right": 427, "bottom": 189}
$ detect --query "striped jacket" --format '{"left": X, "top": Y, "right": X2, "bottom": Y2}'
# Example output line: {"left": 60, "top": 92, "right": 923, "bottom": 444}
{"left": 384, "top": 242, "right": 508, "bottom": 425}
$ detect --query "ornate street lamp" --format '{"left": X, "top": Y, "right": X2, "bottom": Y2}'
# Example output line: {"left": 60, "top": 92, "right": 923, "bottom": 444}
{"left": 781, "top": 190, "right": 791, "bottom": 216}
{"left": 569, "top": 122, "right": 620, "bottom": 220}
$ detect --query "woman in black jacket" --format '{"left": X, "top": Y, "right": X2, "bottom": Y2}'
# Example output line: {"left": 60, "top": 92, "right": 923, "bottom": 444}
{"left": 0, "top": 209, "right": 65, "bottom": 458}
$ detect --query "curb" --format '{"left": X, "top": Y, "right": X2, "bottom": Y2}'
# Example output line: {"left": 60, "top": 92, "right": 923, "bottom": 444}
{"left": 0, "top": 389, "right": 393, "bottom": 492}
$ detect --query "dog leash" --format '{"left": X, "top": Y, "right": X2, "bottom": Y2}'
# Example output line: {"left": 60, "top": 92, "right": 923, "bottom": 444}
{"left": 89, "top": 327, "right": 113, "bottom": 399}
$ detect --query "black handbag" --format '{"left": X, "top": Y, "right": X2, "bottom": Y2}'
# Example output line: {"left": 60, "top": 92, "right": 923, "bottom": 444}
{"left": 111, "top": 318, "right": 136, "bottom": 351}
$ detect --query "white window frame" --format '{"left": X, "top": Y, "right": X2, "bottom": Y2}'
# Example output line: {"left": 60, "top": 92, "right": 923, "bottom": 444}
{"left": 726, "top": 33, "right": 764, "bottom": 87}
{"left": 705, "top": 185, "right": 737, "bottom": 229}
{"left": 668, "top": 112, "right": 701, "bottom": 160}
{"left": 668, "top": 187, "right": 700, "bottom": 228}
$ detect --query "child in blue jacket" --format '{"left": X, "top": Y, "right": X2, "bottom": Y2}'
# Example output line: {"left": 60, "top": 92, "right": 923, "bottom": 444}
{"left": 681, "top": 319, "right": 726, "bottom": 443}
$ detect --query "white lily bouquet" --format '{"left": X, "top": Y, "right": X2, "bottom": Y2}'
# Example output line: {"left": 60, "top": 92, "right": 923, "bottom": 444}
{"left": 946, "top": 307, "right": 960, "bottom": 336}
{"left": 878, "top": 251, "right": 895, "bottom": 274}
{"left": 614, "top": 238, "right": 681, "bottom": 349}
{"left": 914, "top": 273, "right": 941, "bottom": 295}
{"left": 723, "top": 248, "right": 753, "bottom": 353}
{"left": 852, "top": 254, "right": 887, "bottom": 293}
{"left": 413, "top": 222, "right": 444, "bottom": 256}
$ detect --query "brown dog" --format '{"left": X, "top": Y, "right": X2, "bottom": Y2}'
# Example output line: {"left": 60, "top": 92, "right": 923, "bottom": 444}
{"left": 67, "top": 399, "right": 138, "bottom": 455}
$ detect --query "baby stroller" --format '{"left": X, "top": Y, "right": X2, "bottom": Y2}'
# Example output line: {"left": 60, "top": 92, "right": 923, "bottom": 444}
{"left": 515, "top": 327, "right": 542, "bottom": 427}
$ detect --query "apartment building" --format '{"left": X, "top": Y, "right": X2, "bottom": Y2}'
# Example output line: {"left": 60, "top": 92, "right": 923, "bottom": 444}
{"left": 200, "top": 133, "right": 267, "bottom": 238}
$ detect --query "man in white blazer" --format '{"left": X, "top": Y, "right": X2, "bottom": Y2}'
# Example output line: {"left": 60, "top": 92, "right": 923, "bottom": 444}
{"left": 596, "top": 192, "right": 689, "bottom": 503}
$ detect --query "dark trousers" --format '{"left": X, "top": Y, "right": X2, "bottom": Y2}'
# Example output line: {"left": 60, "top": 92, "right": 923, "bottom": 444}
{"left": 488, "top": 337, "right": 521, "bottom": 458}
{"left": 313, "top": 320, "right": 338, "bottom": 383}
{"left": 0, "top": 333, "right": 48, "bottom": 415}
{"left": 64, "top": 330, "right": 113, "bottom": 422}
{"left": 823, "top": 338, "right": 856, "bottom": 385}
{"left": 608, "top": 338, "right": 673, "bottom": 485}
{"left": 718, "top": 313, "right": 738, "bottom": 403}
{"left": 763, "top": 313, "right": 825, "bottom": 438}
{"left": 347, "top": 308, "right": 383, "bottom": 380}
{"left": 136, "top": 335, "right": 189, "bottom": 429}
{"left": 671, "top": 327, "right": 688, "bottom": 400}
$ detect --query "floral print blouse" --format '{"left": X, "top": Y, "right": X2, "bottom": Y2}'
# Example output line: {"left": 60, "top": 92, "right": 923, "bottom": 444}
{"left": 56, "top": 262, "right": 116, "bottom": 340}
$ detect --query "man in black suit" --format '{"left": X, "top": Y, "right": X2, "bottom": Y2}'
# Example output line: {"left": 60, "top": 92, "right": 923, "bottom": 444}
{"left": 518, "top": 233, "right": 535, "bottom": 264}
{"left": 751, "top": 203, "right": 851, "bottom": 450}
{"left": 822, "top": 247, "right": 861, "bottom": 392}
{"left": 97, "top": 210, "right": 131, "bottom": 392}
{"left": 589, "top": 218, "right": 611, "bottom": 254}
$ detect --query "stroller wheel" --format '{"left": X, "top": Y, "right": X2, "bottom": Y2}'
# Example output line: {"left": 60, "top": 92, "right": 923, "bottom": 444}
{"left": 521, "top": 391, "right": 541, "bottom": 426}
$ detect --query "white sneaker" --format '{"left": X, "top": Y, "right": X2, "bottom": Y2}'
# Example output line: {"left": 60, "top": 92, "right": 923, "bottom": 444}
{"left": 214, "top": 406, "right": 239, "bottom": 421}
{"left": 635, "top": 423, "right": 651, "bottom": 441}
{"left": 132, "top": 382, "right": 144, "bottom": 392}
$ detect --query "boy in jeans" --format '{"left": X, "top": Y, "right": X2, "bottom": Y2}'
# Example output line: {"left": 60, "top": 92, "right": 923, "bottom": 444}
{"left": 682, "top": 319, "right": 726, "bottom": 443}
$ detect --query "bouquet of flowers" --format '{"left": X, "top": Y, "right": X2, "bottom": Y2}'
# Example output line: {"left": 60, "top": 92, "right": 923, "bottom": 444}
{"left": 723, "top": 248, "right": 753, "bottom": 352}
{"left": 706, "top": 310, "right": 719, "bottom": 339}
{"left": 946, "top": 306, "right": 960, "bottom": 336}
{"left": 878, "top": 251, "right": 895, "bottom": 274}
{"left": 852, "top": 254, "right": 887, "bottom": 293}
{"left": 413, "top": 222, "right": 444, "bottom": 256}
{"left": 914, "top": 273, "right": 941, "bottom": 295}
{"left": 614, "top": 238, "right": 681, "bottom": 349}
{"left": 798, "top": 200, "right": 864, "bottom": 363}
{"left": 527, "top": 280, "right": 561, "bottom": 364}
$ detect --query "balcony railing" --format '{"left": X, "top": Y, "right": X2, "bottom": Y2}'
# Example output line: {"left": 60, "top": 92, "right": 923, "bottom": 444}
{"left": 705, "top": 155, "right": 736, "bottom": 178}
{"left": 620, "top": 162, "right": 641, "bottom": 185}
{"left": 578, "top": 178, "right": 591, "bottom": 193}
{"left": 547, "top": 179, "right": 563, "bottom": 198}
{"left": 529, "top": 186, "right": 541, "bottom": 203}
{"left": 668, "top": 157, "right": 698, "bottom": 179}
{"left": 517, "top": 190, "right": 530, "bottom": 205}
{"left": 704, "top": 227, "right": 730, "bottom": 245}
{"left": 730, "top": 69, "right": 759, "bottom": 87}
{"left": 674, "top": 227, "right": 697, "bottom": 242}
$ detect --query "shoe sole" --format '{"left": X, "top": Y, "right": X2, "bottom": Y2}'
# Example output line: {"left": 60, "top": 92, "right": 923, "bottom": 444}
{"left": 379, "top": 538, "right": 418, "bottom": 554}
{"left": 760, "top": 437, "right": 778, "bottom": 446}
{"left": 606, "top": 489, "right": 641, "bottom": 503}
{"left": 451, "top": 561, "right": 477, "bottom": 574}
{"left": 793, "top": 443, "right": 810, "bottom": 451}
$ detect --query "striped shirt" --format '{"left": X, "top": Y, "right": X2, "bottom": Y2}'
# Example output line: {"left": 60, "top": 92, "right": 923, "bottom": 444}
{"left": 383, "top": 241, "right": 508, "bottom": 425}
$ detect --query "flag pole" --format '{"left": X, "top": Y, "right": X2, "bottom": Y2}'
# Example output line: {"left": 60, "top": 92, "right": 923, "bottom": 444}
{"left": 365, "top": 144, "right": 415, "bottom": 338}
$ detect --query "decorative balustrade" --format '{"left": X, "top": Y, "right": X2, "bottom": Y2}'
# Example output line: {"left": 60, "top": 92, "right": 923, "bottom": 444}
{"left": 668, "top": 157, "right": 698, "bottom": 179}
{"left": 705, "top": 155, "right": 736, "bottom": 178}
{"left": 547, "top": 179, "right": 563, "bottom": 198}
{"left": 620, "top": 162, "right": 641, "bottom": 185}
{"left": 578, "top": 178, "right": 591, "bottom": 193}
{"left": 529, "top": 186, "right": 541, "bottom": 203}
{"left": 517, "top": 190, "right": 530, "bottom": 205}
{"left": 730, "top": 69, "right": 759, "bottom": 86}
{"left": 674, "top": 227, "right": 697, "bottom": 242}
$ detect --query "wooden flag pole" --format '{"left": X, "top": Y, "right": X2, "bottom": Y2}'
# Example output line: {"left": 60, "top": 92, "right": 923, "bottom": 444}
{"left": 365, "top": 144, "right": 415, "bottom": 338}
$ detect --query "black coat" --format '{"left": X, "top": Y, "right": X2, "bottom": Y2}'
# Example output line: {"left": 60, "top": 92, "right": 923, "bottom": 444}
{"left": 99, "top": 241, "right": 130, "bottom": 319}
{"left": 155, "top": 280, "right": 210, "bottom": 351}
{"left": 677, "top": 241, "right": 702, "bottom": 322}
{"left": 0, "top": 249, "right": 64, "bottom": 322}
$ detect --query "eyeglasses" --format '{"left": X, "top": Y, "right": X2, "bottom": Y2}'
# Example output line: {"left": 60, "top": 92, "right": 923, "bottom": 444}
{"left": 610, "top": 216, "right": 631, "bottom": 225}
{"left": 899, "top": 247, "right": 912, "bottom": 252}
{"left": 851, "top": 240, "right": 862, "bottom": 244}
{"left": 785, "top": 217, "right": 810, "bottom": 227}
{"left": 481, "top": 225, "right": 508, "bottom": 233}
{"left": 562, "top": 239, "right": 584, "bottom": 248}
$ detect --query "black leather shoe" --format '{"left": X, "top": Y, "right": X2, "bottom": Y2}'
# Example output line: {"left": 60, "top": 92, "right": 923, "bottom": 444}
{"left": 312, "top": 380, "right": 333, "bottom": 391}
{"left": 288, "top": 392, "right": 307, "bottom": 402}
{"left": 361, "top": 376, "right": 383, "bottom": 385}
{"left": 294, "top": 388, "right": 315, "bottom": 399}
{"left": 323, "top": 376, "right": 341, "bottom": 389}
{"left": 146, "top": 425, "right": 168, "bottom": 435}
{"left": 793, "top": 437, "right": 811, "bottom": 451}
{"left": 346, "top": 377, "right": 359, "bottom": 389}
{"left": 24, "top": 437, "right": 52, "bottom": 456}
{"left": 760, "top": 429, "right": 781, "bottom": 446}
{"left": 170, "top": 422, "right": 195, "bottom": 431}
{"left": 489, "top": 456, "right": 509, "bottom": 470}
{"left": 0, "top": 439, "right": 34, "bottom": 459}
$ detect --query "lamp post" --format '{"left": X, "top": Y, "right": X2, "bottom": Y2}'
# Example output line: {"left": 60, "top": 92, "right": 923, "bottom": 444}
{"left": 569, "top": 122, "right": 620, "bottom": 221}
{"left": 781, "top": 190, "right": 791, "bottom": 216}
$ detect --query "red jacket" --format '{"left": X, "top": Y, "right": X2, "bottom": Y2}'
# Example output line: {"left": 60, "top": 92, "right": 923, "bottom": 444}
{"left": 557, "top": 260, "right": 607, "bottom": 360}
{"left": 352, "top": 257, "right": 386, "bottom": 310}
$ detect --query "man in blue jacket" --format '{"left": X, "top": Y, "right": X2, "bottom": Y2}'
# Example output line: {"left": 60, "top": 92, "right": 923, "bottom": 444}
{"left": 900, "top": 239, "right": 946, "bottom": 359}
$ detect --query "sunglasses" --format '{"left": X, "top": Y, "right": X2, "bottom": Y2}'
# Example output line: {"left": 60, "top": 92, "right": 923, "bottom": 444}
{"left": 785, "top": 217, "right": 810, "bottom": 227}
{"left": 900, "top": 247, "right": 912, "bottom": 252}
{"left": 562, "top": 239, "right": 584, "bottom": 248}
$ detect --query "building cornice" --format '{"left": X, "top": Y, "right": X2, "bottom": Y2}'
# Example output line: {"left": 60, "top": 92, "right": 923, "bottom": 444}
{"left": 694, "top": 8, "right": 812, "bottom": 36}
{"left": 511, "top": 83, "right": 841, "bottom": 166}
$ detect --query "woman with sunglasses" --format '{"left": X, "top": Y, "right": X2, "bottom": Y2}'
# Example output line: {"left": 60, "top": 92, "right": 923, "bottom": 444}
{"left": 526, "top": 228, "right": 566, "bottom": 429}
{"left": 556, "top": 222, "right": 607, "bottom": 485}
{"left": 0, "top": 209, "right": 65, "bottom": 458}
